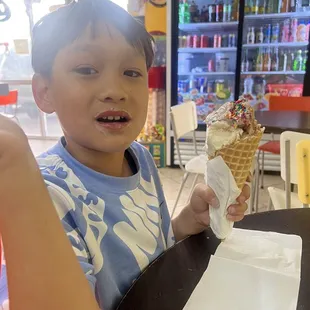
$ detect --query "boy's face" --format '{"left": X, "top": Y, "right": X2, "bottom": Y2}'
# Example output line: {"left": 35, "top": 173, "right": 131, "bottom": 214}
{"left": 35, "top": 23, "right": 149, "bottom": 153}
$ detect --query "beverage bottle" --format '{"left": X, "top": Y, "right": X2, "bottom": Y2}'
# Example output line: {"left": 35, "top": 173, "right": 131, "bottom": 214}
{"left": 256, "top": 48, "right": 264, "bottom": 71}
{"left": 302, "top": 50, "right": 308, "bottom": 71}
{"left": 275, "top": 0, "right": 281, "bottom": 13}
{"left": 290, "top": 0, "right": 296, "bottom": 11}
{"left": 247, "top": 27, "right": 255, "bottom": 44}
{"left": 279, "top": 50, "right": 288, "bottom": 71}
{"left": 293, "top": 49, "right": 303, "bottom": 71}
{"left": 179, "top": 0, "right": 185, "bottom": 24}
{"left": 271, "top": 23, "right": 280, "bottom": 43}
{"left": 209, "top": 3, "right": 216, "bottom": 22}
{"left": 297, "top": 20, "right": 307, "bottom": 42}
{"left": 271, "top": 48, "right": 279, "bottom": 71}
{"left": 241, "top": 50, "right": 247, "bottom": 72}
{"left": 245, "top": 0, "right": 251, "bottom": 14}
{"left": 287, "top": 50, "right": 295, "bottom": 70}
{"left": 301, "top": 0, "right": 309, "bottom": 11}
{"left": 290, "top": 18, "right": 298, "bottom": 41}
{"left": 200, "top": 5, "right": 207, "bottom": 22}
{"left": 281, "top": 19, "right": 290, "bottom": 42}
{"left": 259, "top": 0, "right": 265, "bottom": 13}
{"left": 227, "top": 1, "right": 232, "bottom": 20}
{"left": 244, "top": 76, "right": 254, "bottom": 95}
{"left": 216, "top": 1, "right": 224, "bottom": 22}
{"left": 184, "top": 0, "right": 190, "bottom": 23}
{"left": 231, "top": 0, "right": 239, "bottom": 20}
{"left": 189, "top": 1, "right": 197, "bottom": 23}
{"left": 263, "top": 24, "right": 271, "bottom": 43}
{"left": 281, "top": 0, "right": 289, "bottom": 11}
{"left": 253, "top": 0, "right": 259, "bottom": 13}
{"left": 256, "top": 26, "right": 264, "bottom": 43}
{"left": 263, "top": 48, "right": 271, "bottom": 71}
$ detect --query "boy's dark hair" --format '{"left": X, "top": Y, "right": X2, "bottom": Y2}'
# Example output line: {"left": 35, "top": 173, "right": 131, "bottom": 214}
{"left": 32, "top": 0, "right": 154, "bottom": 77}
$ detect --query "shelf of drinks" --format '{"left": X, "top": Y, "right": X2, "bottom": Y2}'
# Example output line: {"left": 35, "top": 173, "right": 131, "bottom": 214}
{"left": 179, "top": 22, "right": 239, "bottom": 32}
{"left": 178, "top": 47, "right": 237, "bottom": 53}
{"left": 241, "top": 70, "right": 305, "bottom": 75}
{"left": 178, "top": 71, "right": 235, "bottom": 76}
{"left": 244, "top": 12, "right": 310, "bottom": 20}
{"left": 243, "top": 42, "right": 309, "bottom": 48}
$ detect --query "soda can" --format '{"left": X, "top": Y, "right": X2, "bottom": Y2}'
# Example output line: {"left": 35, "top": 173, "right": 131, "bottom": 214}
{"left": 208, "top": 59, "right": 215, "bottom": 72}
{"left": 186, "top": 35, "right": 193, "bottom": 48}
{"left": 228, "top": 34, "right": 236, "bottom": 47}
{"left": 222, "top": 34, "right": 228, "bottom": 47}
{"left": 207, "top": 80, "right": 215, "bottom": 93}
{"left": 189, "top": 77, "right": 197, "bottom": 90}
{"left": 263, "top": 24, "right": 271, "bottom": 43}
{"left": 178, "top": 80, "right": 183, "bottom": 92}
{"left": 200, "top": 34, "right": 208, "bottom": 47}
{"left": 193, "top": 35, "right": 201, "bottom": 48}
{"left": 213, "top": 34, "right": 218, "bottom": 48}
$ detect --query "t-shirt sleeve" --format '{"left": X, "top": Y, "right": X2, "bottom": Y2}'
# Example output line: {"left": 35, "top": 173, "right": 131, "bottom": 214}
{"left": 45, "top": 181, "right": 97, "bottom": 292}
{"left": 141, "top": 147, "right": 175, "bottom": 248}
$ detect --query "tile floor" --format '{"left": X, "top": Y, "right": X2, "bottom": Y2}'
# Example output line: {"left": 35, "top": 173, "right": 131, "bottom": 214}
{"left": 29, "top": 139, "right": 284, "bottom": 217}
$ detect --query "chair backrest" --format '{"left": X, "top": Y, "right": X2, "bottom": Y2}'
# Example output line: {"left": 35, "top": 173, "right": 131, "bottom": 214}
{"left": 296, "top": 140, "right": 310, "bottom": 207}
{"left": 269, "top": 96, "right": 310, "bottom": 112}
{"left": 280, "top": 131, "right": 310, "bottom": 209}
{"left": 280, "top": 131, "right": 310, "bottom": 184}
{"left": 0, "top": 90, "right": 18, "bottom": 106}
{"left": 170, "top": 102, "right": 198, "bottom": 169}
{"left": 170, "top": 101, "right": 198, "bottom": 139}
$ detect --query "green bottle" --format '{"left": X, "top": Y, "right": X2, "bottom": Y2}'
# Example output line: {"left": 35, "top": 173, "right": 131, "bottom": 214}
{"left": 183, "top": 0, "right": 190, "bottom": 23}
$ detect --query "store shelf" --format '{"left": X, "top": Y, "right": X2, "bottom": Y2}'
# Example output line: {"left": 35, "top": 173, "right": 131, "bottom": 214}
{"left": 241, "top": 70, "right": 305, "bottom": 75}
{"left": 178, "top": 71, "right": 235, "bottom": 76}
{"left": 179, "top": 47, "right": 237, "bottom": 53}
{"left": 245, "top": 12, "right": 310, "bottom": 19}
{"left": 179, "top": 22, "right": 238, "bottom": 32}
{"left": 243, "top": 42, "right": 309, "bottom": 48}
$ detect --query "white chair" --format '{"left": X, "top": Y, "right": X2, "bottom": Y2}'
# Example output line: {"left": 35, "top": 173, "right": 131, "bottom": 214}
{"left": 170, "top": 101, "right": 206, "bottom": 218}
{"left": 296, "top": 140, "right": 310, "bottom": 208}
{"left": 268, "top": 131, "right": 310, "bottom": 210}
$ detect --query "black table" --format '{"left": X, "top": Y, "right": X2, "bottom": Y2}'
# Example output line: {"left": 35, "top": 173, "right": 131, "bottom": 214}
{"left": 255, "top": 111, "right": 310, "bottom": 134}
{"left": 117, "top": 209, "right": 310, "bottom": 310}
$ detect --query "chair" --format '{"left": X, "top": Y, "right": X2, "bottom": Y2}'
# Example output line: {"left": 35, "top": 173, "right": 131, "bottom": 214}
{"left": 257, "top": 96, "right": 310, "bottom": 191}
{"left": 0, "top": 90, "right": 19, "bottom": 123}
{"left": 297, "top": 140, "right": 310, "bottom": 208}
{"left": 268, "top": 131, "right": 310, "bottom": 210}
{"left": 170, "top": 101, "right": 206, "bottom": 218}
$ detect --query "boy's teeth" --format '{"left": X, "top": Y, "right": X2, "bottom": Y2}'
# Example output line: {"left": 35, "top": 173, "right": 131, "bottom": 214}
{"left": 108, "top": 116, "right": 114, "bottom": 120}
{"left": 114, "top": 116, "right": 120, "bottom": 121}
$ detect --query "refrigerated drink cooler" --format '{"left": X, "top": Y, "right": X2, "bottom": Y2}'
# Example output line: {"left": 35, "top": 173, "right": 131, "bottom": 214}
{"left": 166, "top": 0, "right": 310, "bottom": 171}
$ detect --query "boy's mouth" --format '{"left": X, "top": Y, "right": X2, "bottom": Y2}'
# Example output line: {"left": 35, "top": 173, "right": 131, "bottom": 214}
{"left": 95, "top": 110, "right": 131, "bottom": 130}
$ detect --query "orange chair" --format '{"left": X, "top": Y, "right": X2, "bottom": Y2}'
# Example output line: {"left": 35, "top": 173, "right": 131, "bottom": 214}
{"left": 258, "top": 96, "right": 310, "bottom": 189}
{"left": 0, "top": 90, "right": 19, "bottom": 123}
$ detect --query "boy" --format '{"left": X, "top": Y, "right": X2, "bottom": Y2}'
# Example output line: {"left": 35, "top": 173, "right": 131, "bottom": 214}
{"left": 0, "top": 1, "right": 249, "bottom": 309}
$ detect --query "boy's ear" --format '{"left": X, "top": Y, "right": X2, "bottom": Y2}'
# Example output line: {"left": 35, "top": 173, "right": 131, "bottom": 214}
{"left": 32, "top": 74, "right": 55, "bottom": 114}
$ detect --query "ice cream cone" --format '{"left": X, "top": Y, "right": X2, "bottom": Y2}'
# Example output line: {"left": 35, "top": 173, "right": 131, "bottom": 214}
{"left": 210, "top": 130, "right": 264, "bottom": 189}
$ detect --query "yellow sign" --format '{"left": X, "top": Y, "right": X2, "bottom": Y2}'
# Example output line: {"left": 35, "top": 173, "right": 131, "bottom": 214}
{"left": 145, "top": 0, "right": 166, "bottom": 34}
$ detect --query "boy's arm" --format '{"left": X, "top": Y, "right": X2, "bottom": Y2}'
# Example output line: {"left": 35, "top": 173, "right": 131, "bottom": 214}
{"left": 0, "top": 118, "right": 99, "bottom": 310}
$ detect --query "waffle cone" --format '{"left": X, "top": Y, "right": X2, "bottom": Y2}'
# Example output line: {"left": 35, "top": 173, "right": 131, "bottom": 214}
{"left": 210, "top": 130, "right": 264, "bottom": 189}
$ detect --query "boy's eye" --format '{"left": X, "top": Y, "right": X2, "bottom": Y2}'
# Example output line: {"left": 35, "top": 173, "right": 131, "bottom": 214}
{"left": 74, "top": 67, "right": 98, "bottom": 75}
{"left": 124, "top": 70, "right": 142, "bottom": 78}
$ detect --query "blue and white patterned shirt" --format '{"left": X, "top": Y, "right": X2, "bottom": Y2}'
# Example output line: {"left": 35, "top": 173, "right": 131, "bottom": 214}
{"left": 0, "top": 138, "right": 174, "bottom": 310}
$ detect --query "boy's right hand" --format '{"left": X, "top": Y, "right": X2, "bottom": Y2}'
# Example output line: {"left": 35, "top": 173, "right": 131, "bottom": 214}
{"left": 0, "top": 115, "right": 29, "bottom": 159}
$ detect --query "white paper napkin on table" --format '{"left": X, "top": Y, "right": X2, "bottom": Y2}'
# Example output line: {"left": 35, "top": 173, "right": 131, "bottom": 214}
{"left": 205, "top": 156, "right": 241, "bottom": 240}
{"left": 183, "top": 229, "right": 302, "bottom": 310}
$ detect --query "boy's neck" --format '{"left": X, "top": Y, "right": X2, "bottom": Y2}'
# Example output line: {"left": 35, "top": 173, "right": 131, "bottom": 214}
{"left": 64, "top": 137, "right": 132, "bottom": 177}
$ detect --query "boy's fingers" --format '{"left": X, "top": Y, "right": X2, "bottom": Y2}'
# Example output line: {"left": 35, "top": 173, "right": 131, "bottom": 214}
{"left": 228, "top": 203, "right": 248, "bottom": 215}
{"left": 237, "top": 184, "right": 251, "bottom": 203}
{"left": 193, "top": 184, "right": 219, "bottom": 208}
